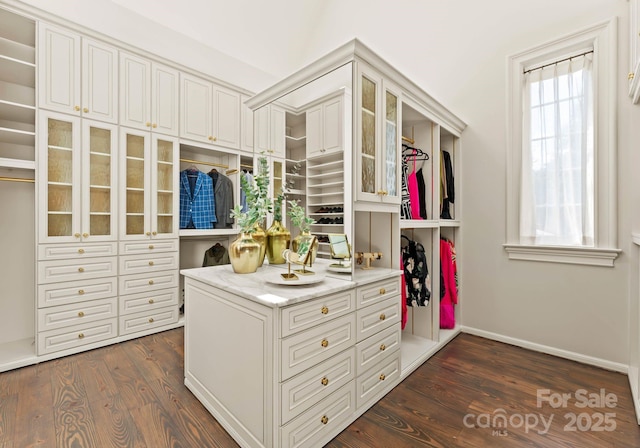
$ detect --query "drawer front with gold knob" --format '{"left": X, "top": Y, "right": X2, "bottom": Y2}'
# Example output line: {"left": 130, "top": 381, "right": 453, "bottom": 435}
{"left": 355, "top": 325, "right": 401, "bottom": 374}
{"left": 38, "top": 277, "right": 117, "bottom": 308}
{"left": 119, "top": 271, "right": 178, "bottom": 295}
{"left": 280, "top": 382, "right": 355, "bottom": 448}
{"left": 38, "top": 257, "right": 117, "bottom": 284}
{"left": 119, "top": 240, "right": 178, "bottom": 255}
{"left": 119, "top": 306, "right": 179, "bottom": 336}
{"left": 37, "top": 318, "right": 117, "bottom": 355}
{"left": 356, "top": 296, "right": 400, "bottom": 342}
{"left": 281, "top": 313, "right": 355, "bottom": 381}
{"left": 356, "top": 277, "right": 400, "bottom": 309}
{"left": 38, "top": 242, "right": 117, "bottom": 261}
{"left": 281, "top": 290, "right": 355, "bottom": 338}
{"left": 38, "top": 297, "right": 117, "bottom": 332}
{"left": 119, "top": 252, "right": 179, "bottom": 276}
{"left": 355, "top": 353, "right": 401, "bottom": 409}
{"left": 280, "top": 347, "right": 355, "bottom": 424}
{"left": 119, "top": 289, "right": 179, "bottom": 315}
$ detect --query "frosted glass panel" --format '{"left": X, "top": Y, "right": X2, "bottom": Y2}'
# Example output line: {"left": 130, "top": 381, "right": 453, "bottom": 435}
{"left": 48, "top": 148, "right": 72, "bottom": 184}
{"left": 48, "top": 184, "right": 72, "bottom": 212}
{"left": 385, "top": 122, "right": 397, "bottom": 196}
{"left": 126, "top": 215, "right": 144, "bottom": 235}
{"left": 362, "top": 156, "right": 375, "bottom": 193}
{"left": 126, "top": 159, "right": 145, "bottom": 189}
{"left": 362, "top": 76, "right": 375, "bottom": 113}
{"left": 48, "top": 119, "right": 72, "bottom": 148}
{"left": 126, "top": 134, "right": 144, "bottom": 159}
{"left": 362, "top": 111, "right": 375, "bottom": 157}
{"left": 90, "top": 127, "right": 111, "bottom": 154}
{"left": 48, "top": 215, "right": 72, "bottom": 237}
{"left": 90, "top": 215, "right": 110, "bottom": 236}
{"left": 386, "top": 91, "right": 397, "bottom": 121}
{"left": 157, "top": 140, "right": 173, "bottom": 162}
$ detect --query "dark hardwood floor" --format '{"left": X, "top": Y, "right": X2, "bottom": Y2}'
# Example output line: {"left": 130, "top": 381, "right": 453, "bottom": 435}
{"left": 1, "top": 329, "right": 639, "bottom": 447}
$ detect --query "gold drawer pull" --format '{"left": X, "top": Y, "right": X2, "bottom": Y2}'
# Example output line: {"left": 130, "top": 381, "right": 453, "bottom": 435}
{"left": 380, "top": 344, "right": 386, "bottom": 351}
{"left": 379, "top": 373, "right": 386, "bottom": 381}
{"left": 320, "top": 415, "right": 329, "bottom": 425}
{"left": 149, "top": 318, "right": 154, "bottom": 323}
{"left": 78, "top": 248, "right": 85, "bottom": 254}
{"left": 74, "top": 233, "right": 81, "bottom": 238}
{"left": 148, "top": 280, "right": 154, "bottom": 285}
{"left": 321, "top": 339, "right": 329, "bottom": 348}
{"left": 379, "top": 313, "right": 386, "bottom": 321}
{"left": 77, "top": 311, "right": 85, "bottom": 317}
{"left": 321, "top": 377, "right": 329, "bottom": 386}
{"left": 78, "top": 289, "right": 85, "bottom": 295}
{"left": 78, "top": 333, "right": 85, "bottom": 339}
{"left": 379, "top": 288, "right": 386, "bottom": 295}
{"left": 321, "top": 306, "right": 328, "bottom": 315}
{"left": 149, "top": 245, "right": 155, "bottom": 249}
{"left": 148, "top": 299, "right": 155, "bottom": 304}
{"left": 149, "top": 261, "right": 155, "bottom": 266}
{"left": 78, "top": 267, "right": 85, "bottom": 273}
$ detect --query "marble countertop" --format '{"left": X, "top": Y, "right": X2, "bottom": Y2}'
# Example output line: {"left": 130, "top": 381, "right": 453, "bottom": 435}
{"left": 180, "top": 259, "right": 401, "bottom": 308}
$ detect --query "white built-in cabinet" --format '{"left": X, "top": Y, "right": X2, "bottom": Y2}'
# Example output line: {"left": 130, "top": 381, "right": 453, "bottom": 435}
{"left": 306, "top": 93, "right": 343, "bottom": 160}
{"left": 240, "top": 94, "right": 254, "bottom": 153}
{"left": 119, "top": 52, "right": 179, "bottom": 136}
{"left": 255, "top": 104, "right": 286, "bottom": 157}
{"left": 38, "top": 23, "right": 118, "bottom": 123}
{"left": 180, "top": 72, "right": 241, "bottom": 149}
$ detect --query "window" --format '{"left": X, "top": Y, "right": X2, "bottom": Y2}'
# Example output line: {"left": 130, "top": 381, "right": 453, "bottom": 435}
{"left": 505, "top": 19, "right": 620, "bottom": 266}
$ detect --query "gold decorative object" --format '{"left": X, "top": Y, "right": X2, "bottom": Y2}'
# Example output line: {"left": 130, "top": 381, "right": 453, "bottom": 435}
{"left": 292, "top": 231, "right": 318, "bottom": 266}
{"left": 229, "top": 232, "right": 262, "bottom": 274}
{"left": 252, "top": 222, "right": 267, "bottom": 267}
{"left": 266, "top": 219, "right": 290, "bottom": 264}
{"left": 355, "top": 251, "right": 383, "bottom": 270}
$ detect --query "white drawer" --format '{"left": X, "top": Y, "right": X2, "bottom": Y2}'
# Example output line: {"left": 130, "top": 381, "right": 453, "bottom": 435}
{"left": 355, "top": 352, "right": 401, "bottom": 409}
{"left": 38, "top": 242, "right": 118, "bottom": 261}
{"left": 356, "top": 296, "right": 400, "bottom": 342}
{"left": 355, "top": 324, "right": 401, "bottom": 375}
{"left": 37, "top": 318, "right": 117, "bottom": 355}
{"left": 119, "top": 306, "right": 179, "bottom": 336}
{"left": 119, "top": 270, "right": 179, "bottom": 296}
{"left": 38, "top": 297, "right": 117, "bottom": 332}
{"left": 119, "top": 288, "right": 179, "bottom": 315}
{"left": 280, "top": 382, "right": 355, "bottom": 448}
{"left": 119, "top": 239, "right": 178, "bottom": 255}
{"left": 38, "top": 277, "right": 117, "bottom": 308}
{"left": 281, "top": 290, "right": 355, "bottom": 338}
{"left": 119, "top": 252, "right": 179, "bottom": 276}
{"left": 281, "top": 347, "right": 355, "bottom": 425}
{"left": 281, "top": 313, "right": 355, "bottom": 382}
{"left": 356, "top": 277, "right": 401, "bottom": 309}
{"left": 38, "top": 257, "right": 118, "bottom": 284}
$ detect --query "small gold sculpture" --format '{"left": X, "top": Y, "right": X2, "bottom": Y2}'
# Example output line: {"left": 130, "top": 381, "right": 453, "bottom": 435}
{"left": 355, "top": 252, "right": 383, "bottom": 270}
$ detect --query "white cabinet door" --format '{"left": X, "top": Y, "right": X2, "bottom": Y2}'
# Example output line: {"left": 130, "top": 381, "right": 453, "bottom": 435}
{"left": 212, "top": 85, "right": 240, "bottom": 149}
{"left": 38, "top": 23, "right": 81, "bottom": 115}
{"left": 180, "top": 73, "right": 212, "bottom": 142}
{"left": 305, "top": 104, "right": 323, "bottom": 159}
{"left": 240, "top": 94, "right": 254, "bottom": 153}
{"left": 150, "top": 134, "right": 178, "bottom": 239}
{"left": 322, "top": 96, "right": 343, "bottom": 155}
{"left": 120, "top": 52, "right": 151, "bottom": 130}
{"left": 152, "top": 63, "right": 179, "bottom": 136}
{"left": 270, "top": 105, "right": 286, "bottom": 157}
{"left": 120, "top": 127, "right": 151, "bottom": 241}
{"left": 380, "top": 80, "right": 401, "bottom": 205}
{"left": 255, "top": 106, "right": 270, "bottom": 153}
{"left": 81, "top": 38, "right": 118, "bottom": 123}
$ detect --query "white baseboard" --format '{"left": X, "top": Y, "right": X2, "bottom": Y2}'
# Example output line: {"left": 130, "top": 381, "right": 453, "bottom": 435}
{"left": 460, "top": 326, "right": 628, "bottom": 374}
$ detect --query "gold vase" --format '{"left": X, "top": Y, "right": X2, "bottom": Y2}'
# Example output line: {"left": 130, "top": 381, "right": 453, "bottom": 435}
{"left": 252, "top": 222, "right": 267, "bottom": 267}
{"left": 292, "top": 230, "right": 318, "bottom": 265}
{"left": 229, "top": 232, "right": 261, "bottom": 274}
{"left": 266, "top": 220, "right": 291, "bottom": 264}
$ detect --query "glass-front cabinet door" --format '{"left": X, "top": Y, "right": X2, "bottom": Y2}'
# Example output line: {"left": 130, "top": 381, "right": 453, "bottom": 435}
{"left": 381, "top": 81, "right": 401, "bottom": 205}
{"left": 151, "top": 134, "right": 178, "bottom": 238}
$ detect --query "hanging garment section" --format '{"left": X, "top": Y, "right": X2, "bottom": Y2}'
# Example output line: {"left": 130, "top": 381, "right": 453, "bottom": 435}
{"left": 203, "top": 242, "right": 230, "bottom": 267}
{"left": 401, "top": 145, "right": 429, "bottom": 220}
{"left": 439, "top": 237, "right": 458, "bottom": 329}
{"left": 440, "top": 150, "right": 454, "bottom": 219}
{"left": 179, "top": 166, "right": 235, "bottom": 229}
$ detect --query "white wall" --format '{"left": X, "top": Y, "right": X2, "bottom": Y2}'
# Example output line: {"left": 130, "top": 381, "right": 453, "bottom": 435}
{"left": 5, "top": 0, "right": 636, "bottom": 366}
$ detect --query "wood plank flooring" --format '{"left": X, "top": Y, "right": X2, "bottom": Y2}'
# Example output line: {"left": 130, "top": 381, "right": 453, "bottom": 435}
{"left": 1, "top": 329, "right": 639, "bottom": 447}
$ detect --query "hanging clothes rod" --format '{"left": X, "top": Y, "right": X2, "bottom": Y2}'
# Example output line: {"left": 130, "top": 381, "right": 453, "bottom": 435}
{"left": 179, "top": 158, "right": 229, "bottom": 169}
{"left": 401, "top": 135, "right": 415, "bottom": 145}
{"left": 0, "top": 176, "right": 35, "bottom": 183}
{"left": 225, "top": 168, "right": 239, "bottom": 175}
{"left": 240, "top": 163, "right": 253, "bottom": 169}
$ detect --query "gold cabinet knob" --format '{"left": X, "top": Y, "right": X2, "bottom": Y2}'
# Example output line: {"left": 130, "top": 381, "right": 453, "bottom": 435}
{"left": 320, "top": 149, "right": 326, "bottom": 153}
{"left": 383, "top": 190, "right": 388, "bottom": 195}
{"left": 321, "top": 377, "right": 329, "bottom": 386}
{"left": 149, "top": 261, "right": 155, "bottom": 266}
{"left": 152, "top": 231, "right": 157, "bottom": 236}
{"left": 74, "top": 233, "right": 81, "bottom": 238}
{"left": 148, "top": 299, "right": 154, "bottom": 304}
{"left": 379, "top": 288, "right": 386, "bottom": 295}
{"left": 77, "top": 311, "right": 84, "bottom": 317}
{"left": 321, "top": 306, "right": 329, "bottom": 315}
{"left": 149, "top": 318, "right": 154, "bottom": 323}
{"left": 208, "top": 136, "right": 213, "bottom": 141}
{"left": 380, "top": 344, "right": 386, "bottom": 351}
{"left": 212, "top": 136, "right": 217, "bottom": 142}
{"left": 321, "top": 415, "right": 329, "bottom": 425}
{"left": 83, "top": 107, "right": 89, "bottom": 113}
{"left": 78, "top": 333, "right": 85, "bottom": 339}
{"left": 82, "top": 233, "right": 89, "bottom": 238}
{"left": 379, "top": 373, "right": 386, "bottom": 381}
{"left": 377, "top": 190, "right": 384, "bottom": 195}
{"left": 74, "top": 105, "right": 80, "bottom": 111}
{"left": 78, "top": 267, "right": 85, "bottom": 273}
{"left": 78, "top": 248, "right": 85, "bottom": 254}
{"left": 152, "top": 123, "right": 157, "bottom": 128}
{"left": 321, "top": 339, "right": 329, "bottom": 348}
{"left": 148, "top": 245, "right": 155, "bottom": 250}
{"left": 146, "top": 122, "right": 151, "bottom": 127}
{"left": 379, "top": 313, "right": 386, "bottom": 321}
{"left": 146, "top": 231, "right": 151, "bottom": 236}
{"left": 78, "top": 289, "right": 84, "bottom": 295}
{"left": 629, "top": 72, "right": 635, "bottom": 80}
{"left": 148, "top": 280, "right": 154, "bottom": 285}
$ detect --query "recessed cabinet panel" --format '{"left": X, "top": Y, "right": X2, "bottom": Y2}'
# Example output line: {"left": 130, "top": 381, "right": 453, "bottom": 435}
{"left": 213, "top": 86, "right": 240, "bottom": 149}
{"left": 119, "top": 52, "right": 150, "bottom": 130}
{"left": 180, "top": 74, "right": 212, "bottom": 142}
{"left": 153, "top": 64, "right": 179, "bottom": 136}
{"left": 81, "top": 38, "right": 118, "bottom": 123}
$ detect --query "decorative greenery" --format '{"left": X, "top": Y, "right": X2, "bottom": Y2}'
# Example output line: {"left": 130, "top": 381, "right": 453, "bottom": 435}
{"left": 287, "top": 199, "right": 315, "bottom": 233}
{"left": 231, "top": 155, "right": 272, "bottom": 233}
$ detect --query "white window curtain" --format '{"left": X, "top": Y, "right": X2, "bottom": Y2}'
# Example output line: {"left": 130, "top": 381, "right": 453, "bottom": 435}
{"left": 520, "top": 53, "right": 594, "bottom": 247}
